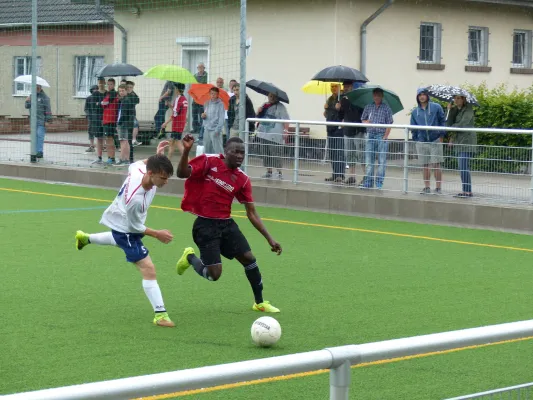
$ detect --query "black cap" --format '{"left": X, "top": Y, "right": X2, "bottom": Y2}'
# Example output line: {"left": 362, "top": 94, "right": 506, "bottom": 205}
{"left": 89, "top": 85, "right": 99, "bottom": 93}
{"left": 174, "top": 82, "right": 185, "bottom": 90}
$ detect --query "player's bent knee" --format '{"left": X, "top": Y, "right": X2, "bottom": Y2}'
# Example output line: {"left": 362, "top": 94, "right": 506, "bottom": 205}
{"left": 208, "top": 264, "right": 222, "bottom": 281}
{"left": 237, "top": 252, "right": 256, "bottom": 266}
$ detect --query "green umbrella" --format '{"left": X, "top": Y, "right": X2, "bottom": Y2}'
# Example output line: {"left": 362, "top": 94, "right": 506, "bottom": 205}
{"left": 143, "top": 65, "right": 197, "bottom": 84}
{"left": 345, "top": 85, "right": 404, "bottom": 114}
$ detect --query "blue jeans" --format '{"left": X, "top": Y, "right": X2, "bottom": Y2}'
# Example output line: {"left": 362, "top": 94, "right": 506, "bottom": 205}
{"left": 458, "top": 152, "right": 473, "bottom": 193}
{"left": 37, "top": 125, "right": 46, "bottom": 153}
{"left": 361, "top": 133, "right": 388, "bottom": 187}
{"left": 328, "top": 129, "right": 345, "bottom": 179}
{"left": 154, "top": 100, "right": 167, "bottom": 133}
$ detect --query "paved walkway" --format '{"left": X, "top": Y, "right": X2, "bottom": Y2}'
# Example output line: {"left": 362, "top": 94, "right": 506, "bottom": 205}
{"left": 1, "top": 131, "right": 531, "bottom": 206}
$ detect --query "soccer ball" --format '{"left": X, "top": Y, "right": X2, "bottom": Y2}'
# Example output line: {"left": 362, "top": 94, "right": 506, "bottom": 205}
{"left": 251, "top": 316, "right": 282, "bottom": 347}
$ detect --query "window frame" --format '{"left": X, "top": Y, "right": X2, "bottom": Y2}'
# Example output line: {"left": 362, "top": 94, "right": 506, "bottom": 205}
{"left": 467, "top": 26, "right": 489, "bottom": 66}
{"left": 74, "top": 55, "right": 105, "bottom": 98}
{"left": 512, "top": 29, "right": 532, "bottom": 68}
{"left": 13, "top": 56, "right": 42, "bottom": 96}
{"left": 419, "top": 22, "right": 442, "bottom": 64}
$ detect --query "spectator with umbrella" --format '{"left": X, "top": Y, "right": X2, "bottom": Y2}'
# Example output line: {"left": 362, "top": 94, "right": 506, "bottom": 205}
{"left": 410, "top": 88, "right": 446, "bottom": 195}
{"left": 446, "top": 95, "right": 477, "bottom": 198}
{"left": 357, "top": 87, "right": 394, "bottom": 189}
{"left": 324, "top": 82, "right": 345, "bottom": 183}
{"left": 338, "top": 81, "right": 366, "bottom": 185}
{"left": 247, "top": 80, "right": 290, "bottom": 180}
{"left": 23, "top": 82, "right": 52, "bottom": 159}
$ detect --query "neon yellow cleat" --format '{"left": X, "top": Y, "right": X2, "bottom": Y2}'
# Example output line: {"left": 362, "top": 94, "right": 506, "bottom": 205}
{"left": 75, "top": 230, "right": 90, "bottom": 250}
{"left": 153, "top": 312, "right": 175, "bottom": 327}
{"left": 252, "top": 301, "right": 280, "bottom": 313}
{"left": 176, "top": 247, "right": 195, "bottom": 275}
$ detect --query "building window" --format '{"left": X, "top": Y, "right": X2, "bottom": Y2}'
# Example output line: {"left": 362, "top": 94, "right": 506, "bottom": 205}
{"left": 419, "top": 22, "right": 442, "bottom": 64}
{"left": 513, "top": 30, "right": 532, "bottom": 68}
{"left": 13, "top": 56, "right": 42, "bottom": 95}
{"left": 75, "top": 56, "right": 105, "bottom": 97}
{"left": 468, "top": 27, "right": 489, "bottom": 66}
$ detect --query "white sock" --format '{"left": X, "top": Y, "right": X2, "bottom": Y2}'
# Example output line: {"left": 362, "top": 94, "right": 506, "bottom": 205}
{"left": 89, "top": 232, "right": 117, "bottom": 246}
{"left": 142, "top": 279, "right": 166, "bottom": 313}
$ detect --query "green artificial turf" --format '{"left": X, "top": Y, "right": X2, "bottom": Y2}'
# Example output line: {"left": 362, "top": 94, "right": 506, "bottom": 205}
{"left": 1, "top": 177, "right": 532, "bottom": 399}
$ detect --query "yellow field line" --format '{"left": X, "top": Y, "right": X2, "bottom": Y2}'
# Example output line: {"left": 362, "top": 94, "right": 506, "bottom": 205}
{"left": 2, "top": 187, "right": 533, "bottom": 253}
{"left": 135, "top": 336, "right": 533, "bottom": 399}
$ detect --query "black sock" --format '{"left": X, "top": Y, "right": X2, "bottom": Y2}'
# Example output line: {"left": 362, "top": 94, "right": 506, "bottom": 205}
{"left": 188, "top": 254, "right": 212, "bottom": 281}
{"left": 244, "top": 261, "right": 263, "bottom": 304}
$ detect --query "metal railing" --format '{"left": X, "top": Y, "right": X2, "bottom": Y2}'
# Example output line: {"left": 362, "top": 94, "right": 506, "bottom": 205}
{"left": 245, "top": 118, "right": 533, "bottom": 204}
{"left": 3, "top": 319, "right": 533, "bottom": 400}
{"left": 445, "top": 382, "right": 533, "bottom": 399}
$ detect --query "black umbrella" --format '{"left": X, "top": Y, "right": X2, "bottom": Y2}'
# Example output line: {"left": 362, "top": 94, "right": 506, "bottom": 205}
{"left": 425, "top": 85, "right": 479, "bottom": 106}
{"left": 311, "top": 65, "right": 368, "bottom": 83}
{"left": 246, "top": 79, "right": 289, "bottom": 103}
{"left": 96, "top": 63, "right": 143, "bottom": 77}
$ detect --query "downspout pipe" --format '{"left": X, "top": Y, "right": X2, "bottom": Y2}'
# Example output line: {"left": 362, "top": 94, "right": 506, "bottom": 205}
{"left": 360, "top": 0, "right": 394, "bottom": 77}
{"left": 96, "top": 0, "right": 127, "bottom": 63}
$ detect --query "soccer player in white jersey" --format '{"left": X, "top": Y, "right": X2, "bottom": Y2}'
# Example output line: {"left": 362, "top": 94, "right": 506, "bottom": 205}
{"left": 74, "top": 141, "right": 176, "bottom": 327}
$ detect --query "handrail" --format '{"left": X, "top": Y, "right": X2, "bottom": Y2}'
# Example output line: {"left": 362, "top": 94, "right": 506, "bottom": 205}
{"left": 3, "top": 319, "right": 533, "bottom": 400}
{"left": 247, "top": 118, "right": 533, "bottom": 135}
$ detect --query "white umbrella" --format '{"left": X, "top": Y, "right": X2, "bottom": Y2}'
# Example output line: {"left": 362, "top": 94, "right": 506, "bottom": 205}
{"left": 14, "top": 75, "right": 50, "bottom": 88}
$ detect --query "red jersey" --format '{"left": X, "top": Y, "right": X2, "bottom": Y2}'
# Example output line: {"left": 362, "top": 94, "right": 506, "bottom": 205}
{"left": 102, "top": 91, "right": 120, "bottom": 125}
{"left": 181, "top": 154, "right": 253, "bottom": 219}
{"left": 171, "top": 95, "right": 188, "bottom": 133}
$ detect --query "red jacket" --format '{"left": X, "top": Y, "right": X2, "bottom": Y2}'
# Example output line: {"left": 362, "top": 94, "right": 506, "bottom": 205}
{"left": 102, "top": 90, "right": 120, "bottom": 125}
{"left": 171, "top": 95, "right": 188, "bottom": 133}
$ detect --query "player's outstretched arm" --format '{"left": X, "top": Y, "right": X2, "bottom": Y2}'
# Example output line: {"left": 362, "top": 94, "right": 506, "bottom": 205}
{"left": 244, "top": 203, "right": 282, "bottom": 255}
{"left": 145, "top": 227, "right": 173, "bottom": 244}
{"left": 176, "top": 134, "right": 195, "bottom": 178}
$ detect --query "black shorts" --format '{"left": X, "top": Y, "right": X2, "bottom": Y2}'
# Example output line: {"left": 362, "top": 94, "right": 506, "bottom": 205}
{"left": 192, "top": 217, "right": 251, "bottom": 266}
{"left": 170, "top": 132, "right": 182, "bottom": 140}
{"left": 103, "top": 123, "right": 117, "bottom": 137}
{"left": 89, "top": 123, "right": 103, "bottom": 139}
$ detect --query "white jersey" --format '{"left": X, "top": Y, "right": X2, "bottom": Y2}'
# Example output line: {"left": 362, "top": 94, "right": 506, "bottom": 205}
{"left": 100, "top": 161, "right": 156, "bottom": 234}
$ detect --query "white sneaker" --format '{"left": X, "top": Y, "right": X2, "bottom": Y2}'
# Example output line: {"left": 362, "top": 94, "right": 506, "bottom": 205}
{"left": 132, "top": 140, "right": 142, "bottom": 147}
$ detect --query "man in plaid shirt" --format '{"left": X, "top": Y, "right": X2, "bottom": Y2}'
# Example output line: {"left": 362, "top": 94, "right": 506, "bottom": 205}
{"left": 359, "top": 88, "right": 393, "bottom": 189}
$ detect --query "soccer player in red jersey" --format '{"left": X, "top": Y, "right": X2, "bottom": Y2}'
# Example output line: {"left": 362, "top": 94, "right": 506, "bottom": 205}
{"left": 175, "top": 134, "right": 282, "bottom": 312}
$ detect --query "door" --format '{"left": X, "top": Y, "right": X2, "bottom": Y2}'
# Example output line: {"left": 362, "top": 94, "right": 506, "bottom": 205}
{"left": 182, "top": 48, "right": 209, "bottom": 132}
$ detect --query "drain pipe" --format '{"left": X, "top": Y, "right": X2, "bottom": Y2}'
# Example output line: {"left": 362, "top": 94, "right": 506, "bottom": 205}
{"left": 360, "top": 0, "right": 394, "bottom": 77}
{"left": 96, "top": 0, "right": 127, "bottom": 63}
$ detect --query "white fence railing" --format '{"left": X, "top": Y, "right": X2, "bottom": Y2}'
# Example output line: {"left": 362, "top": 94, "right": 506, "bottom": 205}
{"left": 3, "top": 319, "right": 533, "bottom": 400}
{"left": 445, "top": 382, "right": 533, "bottom": 399}
{"left": 245, "top": 119, "right": 533, "bottom": 204}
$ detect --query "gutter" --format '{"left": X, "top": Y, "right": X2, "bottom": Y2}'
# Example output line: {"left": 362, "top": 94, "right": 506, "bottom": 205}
{"left": 96, "top": 0, "right": 127, "bottom": 63}
{"left": 360, "top": 0, "right": 394, "bottom": 77}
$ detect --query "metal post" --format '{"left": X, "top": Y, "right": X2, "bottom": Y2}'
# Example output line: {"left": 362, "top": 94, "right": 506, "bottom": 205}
{"left": 329, "top": 361, "right": 350, "bottom": 400}
{"left": 238, "top": 0, "right": 247, "bottom": 141}
{"left": 30, "top": 0, "right": 38, "bottom": 163}
{"left": 403, "top": 127, "right": 409, "bottom": 194}
{"left": 293, "top": 122, "right": 300, "bottom": 184}
{"left": 530, "top": 134, "right": 533, "bottom": 204}
{"left": 243, "top": 125, "right": 249, "bottom": 173}
{"left": 56, "top": 47, "right": 59, "bottom": 115}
